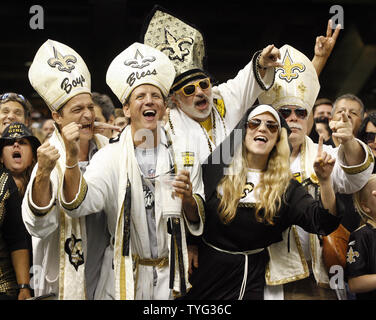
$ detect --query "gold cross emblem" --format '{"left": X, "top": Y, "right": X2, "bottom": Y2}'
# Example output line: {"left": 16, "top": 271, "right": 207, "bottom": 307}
{"left": 277, "top": 49, "right": 305, "bottom": 83}
{"left": 181, "top": 152, "right": 194, "bottom": 167}
{"left": 346, "top": 246, "right": 360, "bottom": 264}
{"left": 47, "top": 47, "right": 77, "bottom": 73}
{"left": 156, "top": 28, "right": 193, "bottom": 62}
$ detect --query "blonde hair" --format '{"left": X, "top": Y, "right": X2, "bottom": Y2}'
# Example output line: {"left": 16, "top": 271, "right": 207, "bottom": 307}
{"left": 218, "top": 127, "right": 292, "bottom": 225}
{"left": 353, "top": 174, "right": 376, "bottom": 224}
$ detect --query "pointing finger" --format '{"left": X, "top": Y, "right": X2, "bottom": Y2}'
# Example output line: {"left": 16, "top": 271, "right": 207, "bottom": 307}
{"left": 326, "top": 19, "right": 332, "bottom": 38}
{"left": 94, "top": 121, "right": 122, "bottom": 132}
{"left": 341, "top": 111, "right": 349, "bottom": 123}
{"left": 317, "top": 134, "right": 324, "bottom": 158}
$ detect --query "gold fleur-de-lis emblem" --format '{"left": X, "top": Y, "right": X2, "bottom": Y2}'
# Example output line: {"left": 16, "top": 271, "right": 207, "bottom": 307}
{"left": 277, "top": 49, "right": 305, "bottom": 83}
{"left": 156, "top": 28, "right": 193, "bottom": 62}
{"left": 346, "top": 246, "right": 360, "bottom": 264}
{"left": 124, "top": 49, "right": 156, "bottom": 69}
{"left": 47, "top": 47, "right": 77, "bottom": 73}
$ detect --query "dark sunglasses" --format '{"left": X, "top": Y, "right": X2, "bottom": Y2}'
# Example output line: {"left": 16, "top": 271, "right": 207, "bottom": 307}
{"left": 179, "top": 78, "right": 211, "bottom": 96}
{"left": 0, "top": 93, "right": 26, "bottom": 102}
{"left": 247, "top": 119, "right": 279, "bottom": 133}
{"left": 2, "top": 138, "right": 29, "bottom": 147}
{"left": 279, "top": 107, "right": 308, "bottom": 120}
{"left": 365, "top": 132, "right": 376, "bottom": 144}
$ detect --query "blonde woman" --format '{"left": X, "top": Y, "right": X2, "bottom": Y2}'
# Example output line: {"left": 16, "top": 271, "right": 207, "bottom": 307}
{"left": 183, "top": 104, "right": 341, "bottom": 300}
{"left": 346, "top": 174, "right": 376, "bottom": 299}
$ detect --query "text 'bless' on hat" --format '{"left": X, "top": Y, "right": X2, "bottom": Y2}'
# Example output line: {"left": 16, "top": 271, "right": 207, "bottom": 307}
{"left": 106, "top": 42, "right": 176, "bottom": 105}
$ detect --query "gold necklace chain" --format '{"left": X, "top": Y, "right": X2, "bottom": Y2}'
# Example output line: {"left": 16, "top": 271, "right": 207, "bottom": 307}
{"left": 168, "top": 106, "right": 227, "bottom": 155}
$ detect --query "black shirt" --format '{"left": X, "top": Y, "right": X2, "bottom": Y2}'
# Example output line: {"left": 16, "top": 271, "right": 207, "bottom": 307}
{"left": 345, "top": 222, "right": 376, "bottom": 300}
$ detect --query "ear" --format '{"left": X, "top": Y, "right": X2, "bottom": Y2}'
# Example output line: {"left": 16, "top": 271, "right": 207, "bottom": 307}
{"left": 170, "top": 93, "right": 180, "bottom": 107}
{"left": 123, "top": 104, "right": 130, "bottom": 119}
{"left": 51, "top": 111, "right": 62, "bottom": 126}
{"left": 360, "top": 201, "right": 371, "bottom": 214}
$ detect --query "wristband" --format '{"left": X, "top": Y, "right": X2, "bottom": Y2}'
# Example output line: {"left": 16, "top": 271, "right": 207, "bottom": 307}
{"left": 18, "top": 283, "right": 31, "bottom": 290}
{"left": 65, "top": 162, "right": 78, "bottom": 169}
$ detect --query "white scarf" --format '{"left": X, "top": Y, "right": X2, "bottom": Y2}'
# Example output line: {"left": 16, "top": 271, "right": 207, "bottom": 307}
{"left": 50, "top": 128, "right": 107, "bottom": 299}
{"left": 167, "top": 103, "right": 228, "bottom": 164}
{"left": 113, "top": 126, "right": 190, "bottom": 299}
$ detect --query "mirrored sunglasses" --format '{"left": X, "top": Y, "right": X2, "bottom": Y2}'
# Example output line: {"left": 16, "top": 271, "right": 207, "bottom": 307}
{"left": 279, "top": 107, "right": 308, "bottom": 120}
{"left": 247, "top": 119, "right": 279, "bottom": 133}
{"left": 179, "top": 78, "right": 211, "bottom": 96}
{"left": 365, "top": 132, "right": 376, "bottom": 144}
{"left": 0, "top": 93, "right": 26, "bottom": 102}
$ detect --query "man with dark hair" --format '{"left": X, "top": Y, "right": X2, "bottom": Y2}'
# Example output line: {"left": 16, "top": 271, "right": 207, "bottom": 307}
{"left": 0, "top": 93, "right": 32, "bottom": 134}
{"left": 309, "top": 98, "right": 335, "bottom": 146}
{"left": 91, "top": 92, "right": 116, "bottom": 138}
{"left": 22, "top": 39, "right": 110, "bottom": 300}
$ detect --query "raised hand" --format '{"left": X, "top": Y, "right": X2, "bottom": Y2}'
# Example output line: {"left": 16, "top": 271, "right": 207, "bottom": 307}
{"left": 36, "top": 140, "right": 60, "bottom": 174}
{"left": 314, "top": 19, "right": 341, "bottom": 59}
{"left": 61, "top": 122, "right": 81, "bottom": 160}
{"left": 259, "top": 44, "right": 283, "bottom": 69}
{"left": 313, "top": 135, "right": 336, "bottom": 182}
{"left": 329, "top": 111, "right": 353, "bottom": 145}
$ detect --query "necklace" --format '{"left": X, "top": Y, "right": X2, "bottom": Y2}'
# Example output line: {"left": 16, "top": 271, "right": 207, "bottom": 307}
{"left": 168, "top": 105, "right": 227, "bottom": 155}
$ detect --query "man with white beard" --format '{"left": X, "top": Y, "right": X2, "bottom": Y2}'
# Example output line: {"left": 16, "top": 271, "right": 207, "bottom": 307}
{"left": 142, "top": 6, "right": 280, "bottom": 163}
{"left": 142, "top": 7, "right": 340, "bottom": 165}
{"left": 258, "top": 44, "right": 374, "bottom": 300}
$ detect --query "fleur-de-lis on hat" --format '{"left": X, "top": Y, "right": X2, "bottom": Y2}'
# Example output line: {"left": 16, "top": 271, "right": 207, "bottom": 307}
{"left": 124, "top": 49, "right": 156, "bottom": 69}
{"left": 47, "top": 47, "right": 77, "bottom": 73}
{"left": 277, "top": 49, "right": 305, "bottom": 83}
{"left": 156, "top": 28, "right": 193, "bottom": 62}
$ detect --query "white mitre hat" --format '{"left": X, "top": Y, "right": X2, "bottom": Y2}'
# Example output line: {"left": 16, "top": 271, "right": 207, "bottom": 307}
{"left": 258, "top": 44, "right": 320, "bottom": 114}
{"left": 106, "top": 42, "right": 176, "bottom": 105}
{"left": 28, "top": 39, "right": 91, "bottom": 112}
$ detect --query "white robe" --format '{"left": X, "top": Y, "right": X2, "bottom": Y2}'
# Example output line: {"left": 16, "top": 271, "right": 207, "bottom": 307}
{"left": 22, "top": 129, "right": 108, "bottom": 299}
{"left": 264, "top": 136, "right": 374, "bottom": 299}
{"left": 60, "top": 126, "right": 205, "bottom": 300}
{"left": 166, "top": 58, "right": 275, "bottom": 163}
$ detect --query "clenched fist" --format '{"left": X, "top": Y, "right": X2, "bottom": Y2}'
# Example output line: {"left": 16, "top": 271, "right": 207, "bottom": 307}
{"left": 36, "top": 141, "right": 60, "bottom": 175}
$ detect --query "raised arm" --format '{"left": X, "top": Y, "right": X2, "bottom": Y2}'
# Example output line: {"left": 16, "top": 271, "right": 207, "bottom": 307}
{"left": 61, "top": 122, "right": 82, "bottom": 203}
{"left": 330, "top": 111, "right": 366, "bottom": 166}
{"left": 257, "top": 44, "right": 283, "bottom": 78}
{"left": 313, "top": 135, "right": 336, "bottom": 215}
{"left": 312, "top": 19, "right": 341, "bottom": 76}
{"left": 32, "top": 141, "right": 60, "bottom": 207}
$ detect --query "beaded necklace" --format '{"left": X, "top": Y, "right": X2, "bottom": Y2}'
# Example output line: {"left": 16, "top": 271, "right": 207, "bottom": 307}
{"left": 167, "top": 106, "right": 227, "bottom": 155}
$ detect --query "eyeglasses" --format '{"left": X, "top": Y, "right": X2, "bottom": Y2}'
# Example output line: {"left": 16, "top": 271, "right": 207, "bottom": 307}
{"left": 179, "top": 78, "right": 211, "bottom": 96}
{"left": 365, "top": 132, "right": 376, "bottom": 144}
{"left": 0, "top": 93, "right": 26, "bottom": 102}
{"left": 247, "top": 119, "right": 279, "bottom": 133}
{"left": 279, "top": 107, "right": 308, "bottom": 120}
